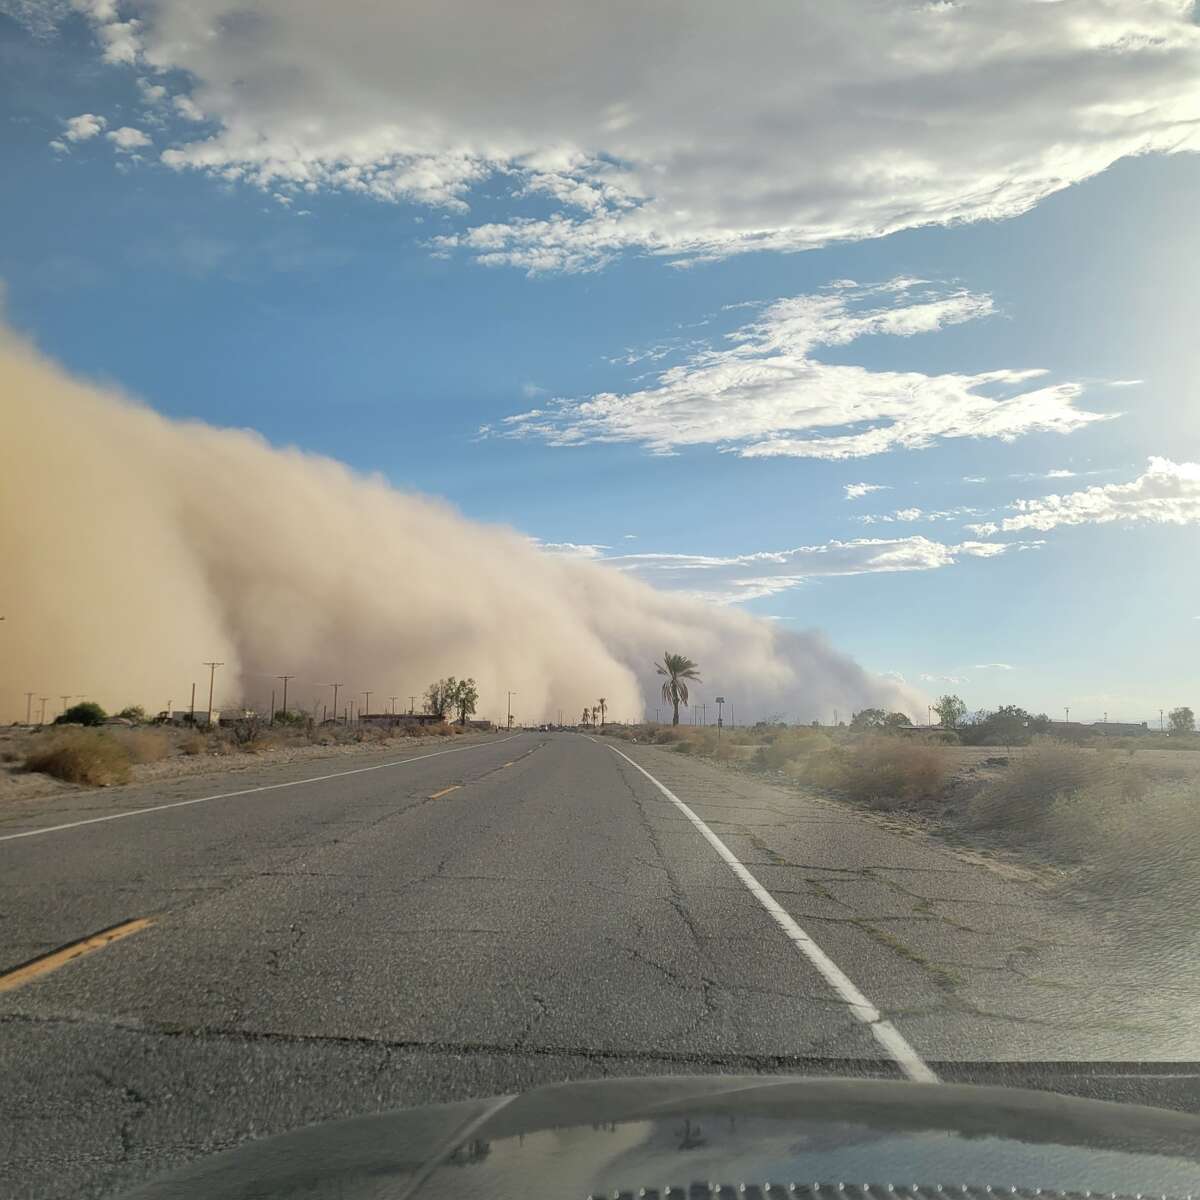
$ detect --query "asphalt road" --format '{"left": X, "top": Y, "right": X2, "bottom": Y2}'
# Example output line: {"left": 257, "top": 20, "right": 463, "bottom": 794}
{"left": 2, "top": 731, "right": 1197, "bottom": 1198}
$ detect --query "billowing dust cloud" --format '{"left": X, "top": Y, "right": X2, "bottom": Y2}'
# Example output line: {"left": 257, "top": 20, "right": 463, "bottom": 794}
{"left": 0, "top": 329, "right": 921, "bottom": 725}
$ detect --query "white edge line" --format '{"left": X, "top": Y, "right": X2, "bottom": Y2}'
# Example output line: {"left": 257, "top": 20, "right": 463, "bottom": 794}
{"left": 0, "top": 734, "right": 524, "bottom": 843}
{"left": 607, "top": 744, "right": 938, "bottom": 1084}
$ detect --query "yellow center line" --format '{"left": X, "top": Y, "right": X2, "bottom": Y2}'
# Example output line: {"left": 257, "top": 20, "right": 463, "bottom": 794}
{"left": 503, "top": 761, "right": 515, "bottom": 767}
{"left": 0, "top": 918, "right": 154, "bottom": 993}
{"left": 429, "top": 785, "right": 461, "bottom": 799}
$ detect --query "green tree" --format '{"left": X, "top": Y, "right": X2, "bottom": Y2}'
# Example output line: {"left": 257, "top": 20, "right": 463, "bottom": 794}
{"left": 450, "top": 677, "right": 479, "bottom": 725}
{"left": 116, "top": 705, "right": 147, "bottom": 722}
{"left": 656, "top": 652, "right": 701, "bottom": 726}
{"left": 54, "top": 701, "right": 106, "bottom": 726}
{"left": 424, "top": 677, "right": 457, "bottom": 719}
{"left": 933, "top": 694, "right": 967, "bottom": 729}
{"left": 884, "top": 711, "right": 912, "bottom": 728}
{"left": 1168, "top": 706, "right": 1196, "bottom": 736}
{"left": 850, "top": 707, "right": 887, "bottom": 730}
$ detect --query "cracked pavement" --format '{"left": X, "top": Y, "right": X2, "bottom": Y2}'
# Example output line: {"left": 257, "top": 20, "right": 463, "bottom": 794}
{"left": 1, "top": 731, "right": 1195, "bottom": 1198}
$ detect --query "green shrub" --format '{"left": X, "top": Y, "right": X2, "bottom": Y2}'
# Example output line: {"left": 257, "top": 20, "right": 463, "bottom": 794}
{"left": 53, "top": 701, "right": 107, "bottom": 727}
{"left": 116, "top": 705, "right": 147, "bottom": 722}
{"left": 24, "top": 731, "right": 131, "bottom": 786}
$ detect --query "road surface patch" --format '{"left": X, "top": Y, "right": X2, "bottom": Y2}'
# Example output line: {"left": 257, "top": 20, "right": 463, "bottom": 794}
{"left": 608, "top": 745, "right": 938, "bottom": 1084}
{"left": 0, "top": 918, "right": 154, "bottom": 993}
{"left": 0, "top": 733, "right": 521, "bottom": 844}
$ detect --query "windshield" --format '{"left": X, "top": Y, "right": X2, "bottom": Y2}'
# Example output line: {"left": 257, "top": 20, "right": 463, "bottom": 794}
{"left": 2, "top": 2, "right": 1199, "bottom": 1197}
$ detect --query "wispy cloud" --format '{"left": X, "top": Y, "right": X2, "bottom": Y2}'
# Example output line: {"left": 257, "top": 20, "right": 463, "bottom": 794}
{"left": 534, "top": 534, "right": 1028, "bottom": 604}
{"left": 29, "top": 0, "right": 1200, "bottom": 272}
{"left": 967, "top": 458, "right": 1200, "bottom": 535}
{"left": 974, "top": 662, "right": 1015, "bottom": 671}
{"left": 494, "top": 280, "right": 1108, "bottom": 460}
{"left": 844, "top": 482, "right": 888, "bottom": 500}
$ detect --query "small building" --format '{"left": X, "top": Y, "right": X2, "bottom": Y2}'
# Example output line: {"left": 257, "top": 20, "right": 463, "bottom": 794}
{"left": 159, "top": 709, "right": 220, "bottom": 727}
{"left": 358, "top": 712, "right": 445, "bottom": 729}
{"left": 1092, "top": 721, "right": 1149, "bottom": 736}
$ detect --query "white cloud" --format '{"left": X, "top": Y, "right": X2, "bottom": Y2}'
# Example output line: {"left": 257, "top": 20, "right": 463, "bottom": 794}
{"left": 1108, "top": 379, "right": 1145, "bottom": 388}
{"left": 532, "top": 540, "right": 611, "bottom": 560}
{"left": 565, "top": 534, "right": 1023, "bottom": 604}
{"left": 49, "top": 139, "right": 69, "bottom": 153}
{"left": 962, "top": 476, "right": 988, "bottom": 484}
{"left": 138, "top": 78, "right": 167, "bottom": 104}
{"left": 494, "top": 280, "right": 1109, "bottom": 460}
{"left": 1044, "top": 468, "right": 1076, "bottom": 479}
{"left": 920, "top": 672, "right": 969, "bottom": 686}
{"left": 858, "top": 505, "right": 981, "bottom": 525}
{"left": 967, "top": 458, "right": 1200, "bottom": 535}
{"left": 844, "top": 482, "right": 888, "bottom": 500}
{"left": 974, "top": 662, "right": 1015, "bottom": 671}
{"left": 172, "top": 94, "right": 204, "bottom": 122}
{"left": 62, "top": 112, "right": 106, "bottom": 142}
{"left": 106, "top": 126, "right": 151, "bottom": 151}
{"left": 35, "top": 0, "right": 1200, "bottom": 272}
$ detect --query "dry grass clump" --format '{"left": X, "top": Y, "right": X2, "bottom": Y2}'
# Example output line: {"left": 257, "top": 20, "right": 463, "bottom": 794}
{"left": 802, "top": 736, "right": 948, "bottom": 808}
{"left": 754, "top": 728, "right": 832, "bottom": 772}
{"left": 24, "top": 731, "right": 132, "bottom": 786}
{"left": 180, "top": 731, "right": 207, "bottom": 756}
{"left": 111, "top": 728, "right": 170, "bottom": 764}
{"left": 968, "top": 739, "right": 1106, "bottom": 832}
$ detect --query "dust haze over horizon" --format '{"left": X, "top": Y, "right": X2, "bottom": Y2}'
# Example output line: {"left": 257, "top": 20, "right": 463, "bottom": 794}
{"left": 0, "top": 328, "right": 919, "bottom": 727}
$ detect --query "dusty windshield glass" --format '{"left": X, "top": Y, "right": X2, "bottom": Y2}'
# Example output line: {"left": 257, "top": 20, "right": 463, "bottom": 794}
{"left": 1, "top": 1, "right": 1198, "bottom": 1197}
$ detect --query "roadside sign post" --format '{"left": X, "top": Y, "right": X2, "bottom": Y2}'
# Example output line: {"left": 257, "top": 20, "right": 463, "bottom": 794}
{"left": 715, "top": 696, "right": 725, "bottom": 741}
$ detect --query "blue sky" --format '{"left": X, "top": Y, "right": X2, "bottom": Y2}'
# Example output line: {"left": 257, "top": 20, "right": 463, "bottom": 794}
{"left": 3, "top": 0, "right": 1199, "bottom": 721}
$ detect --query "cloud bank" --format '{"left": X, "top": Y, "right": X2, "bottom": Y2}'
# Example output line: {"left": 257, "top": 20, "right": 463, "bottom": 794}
{"left": 0, "top": 328, "right": 921, "bottom": 725}
{"left": 967, "top": 458, "right": 1200, "bottom": 535}
{"left": 493, "top": 280, "right": 1109, "bottom": 460}
{"left": 21, "top": 0, "right": 1200, "bottom": 271}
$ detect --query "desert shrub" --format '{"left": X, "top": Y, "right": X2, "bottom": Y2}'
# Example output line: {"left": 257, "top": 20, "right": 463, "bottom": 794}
{"left": 53, "top": 701, "right": 107, "bottom": 727}
{"left": 24, "top": 731, "right": 132, "bottom": 786}
{"left": 754, "top": 728, "right": 832, "bottom": 772}
{"left": 113, "top": 729, "right": 170, "bottom": 764}
{"left": 180, "top": 732, "right": 206, "bottom": 756}
{"left": 802, "top": 736, "right": 948, "bottom": 808}
{"left": 116, "top": 705, "right": 147, "bottom": 722}
{"left": 969, "top": 739, "right": 1101, "bottom": 830}
{"left": 711, "top": 737, "right": 738, "bottom": 761}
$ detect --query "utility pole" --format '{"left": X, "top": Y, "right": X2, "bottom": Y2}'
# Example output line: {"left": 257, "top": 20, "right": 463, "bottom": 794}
{"left": 330, "top": 683, "right": 342, "bottom": 725}
{"left": 38, "top": 697, "right": 48, "bottom": 726}
{"left": 834, "top": 708, "right": 839, "bottom": 728}
{"left": 270, "top": 690, "right": 276, "bottom": 725}
{"left": 927, "top": 704, "right": 932, "bottom": 728}
{"left": 362, "top": 691, "right": 372, "bottom": 719}
{"left": 1160, "top": 708, "right": 1164, "bottom": 732}
{"left": 203, "top": 662, "right": 223, "bottom": 728}
{"left": 409, "top": 695, "right": 416, "bottom": 714}
{"left": 60, "top": 695, "right": 71, "bottom": 716}
{"left": 730, "top": 702, "right": 734, "bottom": 729}
{"left": 1064, "top": 706, "right": 1070, "bottom": 723}
{"left": 389, "top": 696, "right": 398, "bottom": 716}
{"left": 716, "top": 696, "right": 725, "bottom": 741}
{"left": 507, "top": 691, "right": 516, "bottom": 730}
{"left": 276, "top": 675, "right": 294, "bottom": 719}
{"left": 189, "top": 681, "right": 196, "bottom": 725}
{"left": 24, "top": 692, "right": 33, "bottom": 725}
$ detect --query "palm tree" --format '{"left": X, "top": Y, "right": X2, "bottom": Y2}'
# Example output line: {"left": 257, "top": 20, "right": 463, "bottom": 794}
{"left": 656, "top": 652, "right": 701, "bottom": 726}
{"left": 598, "top": 697, "right": 607, "bottom": 727}
{"left": 580, "top": 707, "right": 591, "bottom": 727}
{"left": 591, "top": 704, "right": 600, "bottom": 727}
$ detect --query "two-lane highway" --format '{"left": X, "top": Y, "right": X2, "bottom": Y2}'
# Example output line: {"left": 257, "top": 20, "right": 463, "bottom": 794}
{"left": 1, "top": 731, "right": 1190, "bottom": 1198}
